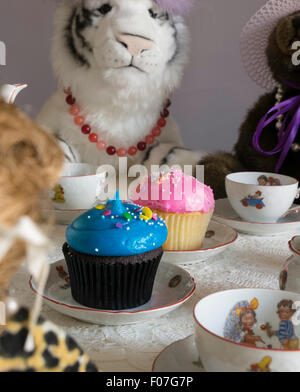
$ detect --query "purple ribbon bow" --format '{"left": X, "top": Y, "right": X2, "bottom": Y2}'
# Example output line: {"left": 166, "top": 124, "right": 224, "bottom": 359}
{"left": 252, "top": 81, "right": 300, "bottom": 173}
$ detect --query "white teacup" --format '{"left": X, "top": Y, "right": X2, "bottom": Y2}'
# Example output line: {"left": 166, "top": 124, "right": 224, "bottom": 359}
{"left": 225, "top": 172, "right": 300, "bottom": 223}
{"left": 50, "top": 163, "right": 106, "bottom": 210}
{"left": 194, "top": 288, "right": 300, "bottom": 372}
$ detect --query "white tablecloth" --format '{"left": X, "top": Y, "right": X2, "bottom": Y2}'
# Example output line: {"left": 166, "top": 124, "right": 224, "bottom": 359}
{"left": 10, "top": 224, "right": 296, "bottom": 372}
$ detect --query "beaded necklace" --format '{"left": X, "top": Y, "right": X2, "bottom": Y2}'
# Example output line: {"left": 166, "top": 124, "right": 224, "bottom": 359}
{"left": 64, "top": 88, "right": 171, "bottom": 157}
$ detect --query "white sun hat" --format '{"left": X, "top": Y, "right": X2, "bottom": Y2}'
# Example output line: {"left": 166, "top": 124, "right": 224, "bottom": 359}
{"left": 240, "top": 0, "right": 300, "bottom": 91}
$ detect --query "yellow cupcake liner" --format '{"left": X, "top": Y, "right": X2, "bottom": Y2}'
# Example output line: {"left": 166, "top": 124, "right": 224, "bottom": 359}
{"left": 153, "top": 209, "right": 214, "bottom": 251}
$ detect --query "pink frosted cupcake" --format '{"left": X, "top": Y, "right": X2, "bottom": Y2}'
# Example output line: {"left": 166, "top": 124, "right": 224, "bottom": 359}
{"left": 131, "top": 169, "right": 215, "bottom": 251}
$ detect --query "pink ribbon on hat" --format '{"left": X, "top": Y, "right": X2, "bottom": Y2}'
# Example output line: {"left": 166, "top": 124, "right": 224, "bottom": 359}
{"left": 252, "top": 79, "right": 300, "bottom": 172}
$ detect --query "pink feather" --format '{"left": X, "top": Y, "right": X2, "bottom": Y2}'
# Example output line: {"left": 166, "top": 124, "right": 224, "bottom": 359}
{"left": 154, "top": 0, "right": 195, "bottom": 15}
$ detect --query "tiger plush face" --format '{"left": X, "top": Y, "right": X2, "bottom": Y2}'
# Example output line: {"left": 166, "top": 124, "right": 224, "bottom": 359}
{"left": 37, "top": 0, "right": 195, "bottom": 167}
{"left": 53, "top": 0, "right": 189, "bottom": 96}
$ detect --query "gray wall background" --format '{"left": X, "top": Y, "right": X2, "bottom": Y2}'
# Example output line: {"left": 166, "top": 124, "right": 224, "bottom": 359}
{"left": 0, "top": 0, "right": 265, "bottom": 153}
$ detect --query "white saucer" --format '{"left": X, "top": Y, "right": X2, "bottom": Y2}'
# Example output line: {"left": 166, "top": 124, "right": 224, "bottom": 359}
{"left": 213, "top": 199, "right": 300, "bottom": 236}
{"left": 29, "top": 259, "right": 195, "bottom": 326}
{"left": 44, "top": 209, "right": 88, "bottom": 225}
{"left": 152, "top": 335, "right": 205, "bottom": 372}
{"left": 162, "top": 221, "right": 238, "bottom": 265}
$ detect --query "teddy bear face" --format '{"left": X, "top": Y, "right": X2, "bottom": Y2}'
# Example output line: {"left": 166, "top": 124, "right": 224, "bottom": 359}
{"left": 52, "top": 0, "right": 189, "bottom": 93}
{"left": 266, "top": 11, "right": 300, "bottom": 87}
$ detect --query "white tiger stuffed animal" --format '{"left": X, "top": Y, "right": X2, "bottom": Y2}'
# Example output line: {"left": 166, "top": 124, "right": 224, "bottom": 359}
{"left": 37, "top": 0, "right": 204, "bottom": 171}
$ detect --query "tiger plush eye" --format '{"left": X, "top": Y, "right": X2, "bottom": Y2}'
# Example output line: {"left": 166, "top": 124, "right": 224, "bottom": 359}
{"left": 149, "top": 9, "right": 169, "bottom": 21}
{"left": 98, "top": 3, "right": 112, "bottom": 15}
{"left": 149, "top": 9, "right": 158, "bottom": 19}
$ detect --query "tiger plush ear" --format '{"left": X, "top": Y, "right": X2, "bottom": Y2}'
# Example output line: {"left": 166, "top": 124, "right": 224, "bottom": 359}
{"left": 154, "top": 0, "right": 195, "bottom": 15}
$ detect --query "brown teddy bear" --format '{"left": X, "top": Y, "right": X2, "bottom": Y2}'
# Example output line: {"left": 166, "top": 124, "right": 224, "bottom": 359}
{"left": 199, "top": 0, "right": 300, "bottom": 200}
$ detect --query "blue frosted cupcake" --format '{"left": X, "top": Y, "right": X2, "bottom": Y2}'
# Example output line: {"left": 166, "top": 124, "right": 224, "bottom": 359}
{"left": 62, "top": 191, "right": 168, "bottom": 310}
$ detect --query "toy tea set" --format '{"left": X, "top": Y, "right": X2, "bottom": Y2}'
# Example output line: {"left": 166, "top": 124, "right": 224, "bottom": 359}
{"left": 6, "top": 0, "right": 300, "bottom": 373}
{"left": 5, "top": 86, "right": 300, "bottom": 373}
{"left": 150, "top": 170, "right": 300, "bottom": 372}
{"left": 214, "top": 172, "right": 300, "bottom": 236}
{"left": 48, "top": 162, "right": 106, "bottom": 224}
{"left": 39, "top": 163, "right": 300, "bottom": 373}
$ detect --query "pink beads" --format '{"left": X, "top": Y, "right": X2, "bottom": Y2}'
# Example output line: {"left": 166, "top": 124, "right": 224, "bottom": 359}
{"left": 145, "top": 135, "right": 154, "bottom": 145}
{"left": 117, "top": 148, "right": 127, "bottom": 157}
{"left": 152, "top": 126, "right": 161, "bottom": 137}
{"left": 74, "top": 116, "right": 85, "bottom": 126}
{"left": 69, "top": 105, "right": 80, "bottom": 116}
{"left": 157, "top": 118, "right": 166, "bottom": 128}
{"left": 97, "top": 141, "right": 106, "bottom": 151}
{"left": 64, "top": 88, "right": 171, "bottom": 158}
{"left": 128, "top": 146, "right": 137, "bottom": 156}
{"left": 89, "top": 133, "right": 98, "bottom": 143}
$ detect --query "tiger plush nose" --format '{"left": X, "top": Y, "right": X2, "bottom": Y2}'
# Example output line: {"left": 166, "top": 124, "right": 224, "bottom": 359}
{"left": 117, "top": 34, "right": 153, "bottom": 57}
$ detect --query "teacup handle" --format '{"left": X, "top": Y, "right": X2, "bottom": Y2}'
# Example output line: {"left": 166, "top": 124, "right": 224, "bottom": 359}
{"left": 96, "top": 166, "right": 109, "bottom": 179}
{"left": 281, "top": 206, "right": 300, "bottom": 218}
{"left": 281, "top": 188, "right": 300, "bottom": 218}
{"left": 96, "top": 166, "right": 105, "bottom": 175}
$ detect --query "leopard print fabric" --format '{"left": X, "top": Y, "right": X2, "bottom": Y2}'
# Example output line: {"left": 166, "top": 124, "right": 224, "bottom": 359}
{"left": 0, "top": 308, "right": 98, "bottom": 372}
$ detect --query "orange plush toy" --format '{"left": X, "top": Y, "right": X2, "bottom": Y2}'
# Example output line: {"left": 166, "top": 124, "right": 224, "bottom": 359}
{"left": 0, "top": 100, "right": 98, "bottom": 372}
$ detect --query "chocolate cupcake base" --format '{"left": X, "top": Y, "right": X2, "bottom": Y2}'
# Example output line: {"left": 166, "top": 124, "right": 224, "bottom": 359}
{"left": 62, "top": 243, "right": 163, "bottom": 310}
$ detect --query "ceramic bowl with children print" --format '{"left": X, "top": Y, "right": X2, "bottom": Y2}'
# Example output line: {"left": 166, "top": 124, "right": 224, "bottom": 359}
{"left": 194, "top": 288, "right": 300, "bottom": 372}
{"left": 225, "top": 172, "right": 300, "bottom": 223}
{"left": 50, "top": 163, "right": 106, "bottom": 210}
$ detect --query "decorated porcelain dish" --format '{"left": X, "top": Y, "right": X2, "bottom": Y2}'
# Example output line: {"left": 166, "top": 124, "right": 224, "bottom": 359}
{"left": 213, "top": 199, "right": 300, "bottom": 236}
{"left": 50, "top": 163, "right": 107, "bottom": 211}
{"left": 152, "top": 335, "right": 205, "bottom": 372}
{"left": 162, "top": 221, "right": 238, "bottom": 265}
{"left": 194, "top": 288, "right": 300, "bottom": 372}
{"left": 29, "top": 259, "right": 196, "bottom": 326}
{"left": 225, "top": 172, "right": 299, "bottom": 223}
